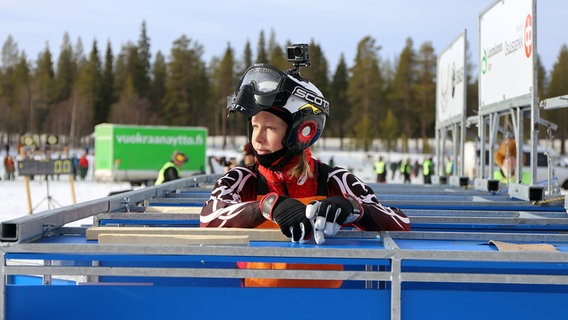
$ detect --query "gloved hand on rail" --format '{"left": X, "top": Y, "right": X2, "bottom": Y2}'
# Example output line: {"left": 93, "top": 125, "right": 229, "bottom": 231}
{"left": 306, "top": 195, "right": 363, "bottom": 244}
{"left": 260, "top": 192, "right": 313, "bottom": 243}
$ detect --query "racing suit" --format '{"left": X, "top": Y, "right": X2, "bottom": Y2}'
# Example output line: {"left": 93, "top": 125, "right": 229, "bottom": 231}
{"left": 200, "top": 149, "right": 410, "bottom": 287}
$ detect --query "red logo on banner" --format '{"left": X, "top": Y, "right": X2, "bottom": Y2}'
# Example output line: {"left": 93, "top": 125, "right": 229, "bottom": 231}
{"left": 524, "top": 14, "right": 533, "bottom": 58}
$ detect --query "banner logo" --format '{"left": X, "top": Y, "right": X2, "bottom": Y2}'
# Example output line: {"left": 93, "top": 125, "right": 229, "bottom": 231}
{"left": 524, "top": 13, "right": 533, "bottom": 58}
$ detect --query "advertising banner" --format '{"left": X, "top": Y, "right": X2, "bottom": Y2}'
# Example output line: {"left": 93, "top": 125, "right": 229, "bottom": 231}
{"left": 95, "top": 124, "right": 207, "bottom": 175}
{"left": 436, "top": 32, "right": 466, "bottom": 127}
{"left": 479, "top": 0, "right": 535, "bottom": 109}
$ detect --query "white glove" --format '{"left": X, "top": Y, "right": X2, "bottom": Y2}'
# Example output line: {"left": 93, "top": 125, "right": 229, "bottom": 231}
{"left": 305, "top": 195, "right": 362, "bottom": 244}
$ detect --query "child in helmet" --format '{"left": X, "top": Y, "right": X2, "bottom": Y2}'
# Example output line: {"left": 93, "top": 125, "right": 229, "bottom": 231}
{"left": 200, "top": 63, "right": 410, "bottom": 287}
{"left": 201, "top": 62, "right": 410, "bottom": 241}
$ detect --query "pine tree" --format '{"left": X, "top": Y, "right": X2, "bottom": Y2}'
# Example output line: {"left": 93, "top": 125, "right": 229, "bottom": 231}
{"left": 255, "top": 31, "right": 268, "bottom": 64}
{"left": 211, "top": 44, "right": 237, "bottom": 148}
{"left": 112, "top": 42, "right": 152, "bottom": 124}
{"left": 537, "top": 54, "right": 552, "bottom": 142}
{"left": 267, "top": 30, "right": 287, "bottom": 71}
{"left": 0, "top": 36, "right": 20, "bottom": 134}
{"left": 163, "top": 35, "right": 209, "bottom": 126}
{"left": 347, "top": 36, "right": 384, "bottom": 151}
{"left": 76, "top": 40, "right": 102, "bottom": 133}
{"left": 54, "top": 33, "right": 75, "bottom": 103}
{"left": 97, "top": 41, "right": 115, "bottom": 125}
{"left": 136, "top": 21, "right": 152, "bottom": 99}
{"left": 301, "top": 41, "right": 329, "bottom": 98}
{"left": 389, "top": 37, "right": 417, "bottom": 151}
{"left": 113, "top": 45, "right": 128, "bottom": 95}
{"left": 109, "top": 76, "right": 150, "bottom": 124}
{"left": 14, "top": 53, "right": 31, "bottom": 133}
{"left": 1, "top": 35, "right": 19, "bottom": 68}
{"left": 546, "top": 44, "right": 568, "bottom": 154}
{"left": 149, "top": 50, "right": 166, "bottom": 124}
{"left": 34, "top": 45, "right": 55, "bottom": 133}
{"left": 536, "top": 54, "right": 547, "bottom": 101}
{"left": 73, "top": 37, "right": 86, "bottom": 69}
{"left": 380, "top": 108, "right": 400, "bottom": 151}
{"left": 414, "top": 41, "right": 436, "bottom": 152}
{"left": 242, "top": 40, "right": 253, "bottom": 73}
{"left": 329, "top": 54, "right": 349, "bottom": 148}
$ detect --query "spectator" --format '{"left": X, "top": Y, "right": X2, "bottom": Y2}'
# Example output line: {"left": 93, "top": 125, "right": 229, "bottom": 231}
{"left": 4, "top": 156, "right": 15, "bottom": 181}
{"left": 240, "top": 143, "right": 255, "bottom": 167}
{"left": 78, "top": 154, "right": 89, "bottom": 180}
{"left": 155, "top": 150, "right": 188, "bottom": 185}
{"left": 400, "top": 158, "right": 412, "bottom": 183}
{"left": 445, "top": 156, "right": 454, "bottom": 176}
{"left": 423, "top": 157, "right": 433, "bottom": 184}
{"left": 71, "top": 154, "right": 79, "bottom": 180}
{"left": 374, "top": 156, "right": 387, "bottom": 183}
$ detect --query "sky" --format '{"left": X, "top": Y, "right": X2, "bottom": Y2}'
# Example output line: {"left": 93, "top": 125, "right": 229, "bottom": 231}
{"left": 0, "top": 0, "right": 567, "bottom": 76}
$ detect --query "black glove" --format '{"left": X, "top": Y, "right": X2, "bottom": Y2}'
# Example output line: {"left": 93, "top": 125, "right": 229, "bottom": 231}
{"left": 260, "top": 192, "right": 312, "bottom": 243}
{"left": 306, "top": 195, "right": 363, "bottom": 244}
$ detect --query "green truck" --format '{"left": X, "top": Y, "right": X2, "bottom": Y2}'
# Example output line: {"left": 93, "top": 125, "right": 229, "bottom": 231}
{"left": 94, "top": 123, "right": 207, "bottom": 185}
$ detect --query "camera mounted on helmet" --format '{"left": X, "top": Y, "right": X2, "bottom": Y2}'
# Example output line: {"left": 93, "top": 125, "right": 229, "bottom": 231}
{"left": 286, "top": 43, "right": 310, "bottom": 75}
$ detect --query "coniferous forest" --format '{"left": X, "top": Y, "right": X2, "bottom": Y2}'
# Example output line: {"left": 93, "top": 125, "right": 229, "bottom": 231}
{"left": 1, "top": 21, "right": 567, "bottom": 153}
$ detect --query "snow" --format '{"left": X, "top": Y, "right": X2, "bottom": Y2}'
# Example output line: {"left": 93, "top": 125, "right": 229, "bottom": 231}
{"left": 2, "top": 147, "right": 563, "bottom": 227}
{"left": 0, "top": 147, "right": 429, "bottom": 226}
{"left": 0, "top": 175, "right": 134, "bottom": 225}
{"left": 0, "top": 151, "right": 133, "bottom": 225}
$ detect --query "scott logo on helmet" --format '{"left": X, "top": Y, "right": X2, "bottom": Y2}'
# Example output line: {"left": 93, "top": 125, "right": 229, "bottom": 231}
{"left": 292, "top": 87, "right": 329, "bottom": 114}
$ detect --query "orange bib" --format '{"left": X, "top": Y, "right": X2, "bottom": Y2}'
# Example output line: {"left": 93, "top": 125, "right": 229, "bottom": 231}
{"left": 240, "top": 195, "right": 343, "bottom": 288}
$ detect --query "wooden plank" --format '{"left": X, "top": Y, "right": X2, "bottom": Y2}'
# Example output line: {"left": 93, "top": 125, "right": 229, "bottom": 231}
{"left": 489, "top": 240, "right": 558, "bottom": 252}
{"left": 86, "top": 226, "right": 290, "bottom": 242}
{"left": 98, "top": 233, "right": 249, "bottom": 246}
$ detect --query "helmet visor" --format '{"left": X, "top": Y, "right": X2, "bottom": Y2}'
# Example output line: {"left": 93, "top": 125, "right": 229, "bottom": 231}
{"left": 239, "top": 65, "right": 283, "bottom": 95}
{"left": 228, "top": 64, "right": 286, "bottom": 117}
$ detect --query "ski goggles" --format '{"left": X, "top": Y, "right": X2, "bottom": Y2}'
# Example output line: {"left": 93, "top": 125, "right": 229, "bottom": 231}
{"left": 228, "top": 64, "right": 329, "bottom": 117}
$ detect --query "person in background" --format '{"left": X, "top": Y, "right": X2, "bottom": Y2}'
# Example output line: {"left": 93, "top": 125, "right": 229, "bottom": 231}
{"left": 400, "top": 158, "right": 412, "bottom": 183}
{"left": 412, "top": 160, "right": 420, "bottom": 178}
{"left": 3, "top": 156, "right": 8, "bottom": 180}
{"left": 240, "top": 143, "right": 256, "bottom": 167}
{"left": 390, "top": 160, "right": 399, "bottom": 181}
{"left": 71, "top": 153, "right": 79, "bottom": 180}
{"left": 226, "top": 157, "right": 238, "bottom": 171}
{"left": 155, "top": 150, "right": 188, "bottom": 185}
{"left": 78, "top": 153, "right": 89, "bottom": 180}
{"left": 328, "top": 156, "right": 335, "bottom": 168}
{"left": 374, "top": 156, "right": 386, "bottom": 183}
{"left": 445, "top": 156, "right": 454, "bottom": 176}
{"left": 4, "top": 156, "right": 15, "bottom": 181}
{"left": 200, "top": 62, "right": 410, "bottom": 288}
{"left": 422, "top": 157, "right": 433, "bottom": 184}
{"left": 494, "top": 138, "right": 530, "bottom": 184}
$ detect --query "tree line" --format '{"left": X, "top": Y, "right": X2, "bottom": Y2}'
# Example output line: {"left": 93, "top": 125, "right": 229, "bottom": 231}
{"left": 1, "top": 21, "right": 567, "bottom": 153}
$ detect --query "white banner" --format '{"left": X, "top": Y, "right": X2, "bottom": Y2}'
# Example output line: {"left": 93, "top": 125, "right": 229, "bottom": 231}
{"left": 436, "top": 32, "right": 466, "bottom": 125}
{"left": 479, "top": 0, "right": 535, "bottom": 108}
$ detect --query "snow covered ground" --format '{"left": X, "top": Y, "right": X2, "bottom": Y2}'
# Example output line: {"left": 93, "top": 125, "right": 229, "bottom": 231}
{"left": 0, "top": 148, "right": 428, "bottom": 226}
{"left": 1, "top": 146, "right": 564, "bottom": 227}
{"left": 0, "top": 176, "right": 134, "bottom": 225}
